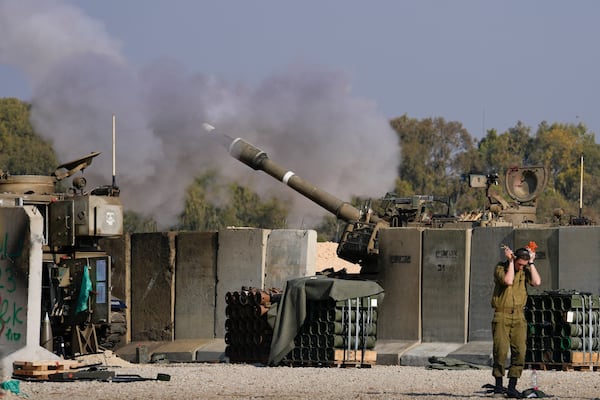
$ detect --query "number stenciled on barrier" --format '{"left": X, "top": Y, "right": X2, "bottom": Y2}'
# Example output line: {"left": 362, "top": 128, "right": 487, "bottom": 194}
{"left": 0, "top": 265, "right": 17, "bottom": 293}
{"left": 0, "top": 295, "right": 24, "bottom": 341}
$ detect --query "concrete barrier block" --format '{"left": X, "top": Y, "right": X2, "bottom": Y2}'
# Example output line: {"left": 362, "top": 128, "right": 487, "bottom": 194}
{"left": 377, "top": 227, "right": 423, "bottom": 341}
{"left": 468, "top": 226, "right": 513, "bottom": 341}
{"left": 130, "top": 232, "right": 176, "bottom": 341}
{"left": 99, "top": 234, "right": 131, "bottom": 344}
{"left": 175, "top": 231, "right": 218, "bottom": 339}
{"left": 265, "top": 229, "right": 316, "bottom": 290}
{"left": 558, "top": 226, "right": 600, "bottom": 294}
{"left": 422, "top": 228, "right": 472, "bottom": 343}
{"left": 215, "top": 228, "right": 270, "bottom": 338}
{"left": 0, "top": 206, "right": 54, "bottom": 377}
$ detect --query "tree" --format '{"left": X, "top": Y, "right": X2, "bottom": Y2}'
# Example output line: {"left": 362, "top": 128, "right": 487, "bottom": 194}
{"left": 478, "top": 121, "right": 534, "bottom": 171}
{"left": 313, "top": 215, "right": 346, "bottom": 242}
{"left": 178, "top": 170, "right": 223, "bottom": 231}
{"left": 123, "top": 210, "right": 158, "bottom": 233}
{"left": 389, "top": 114, "right": 479, "bottom": 215}
{"left": 178, "top": 170, "right": 290, "bottom": 231}
{"left": 530, "top": 122, "right": 600, "bottom": 222}
{"left": 223, "top": 183, "right": 289, "bottom": 228}
{"left": 0, "top": 98, "right": 57, "bottom": 175}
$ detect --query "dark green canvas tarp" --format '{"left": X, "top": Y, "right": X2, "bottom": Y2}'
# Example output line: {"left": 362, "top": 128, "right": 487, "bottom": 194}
{"left": 268, "top": 276, "right": 384, "bottom": 365}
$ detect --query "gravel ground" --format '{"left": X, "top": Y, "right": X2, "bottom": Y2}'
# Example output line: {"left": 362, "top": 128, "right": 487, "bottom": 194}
{"left": 3, "top": 362, "right": 600, "bottom": 400}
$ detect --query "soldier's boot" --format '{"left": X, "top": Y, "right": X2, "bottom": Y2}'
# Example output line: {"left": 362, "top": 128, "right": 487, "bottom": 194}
{"left": 506, "top": 377, "right": 522, "bottom": 398}
{"left": 492, "top": 377, "right": 504, "bottom": 397}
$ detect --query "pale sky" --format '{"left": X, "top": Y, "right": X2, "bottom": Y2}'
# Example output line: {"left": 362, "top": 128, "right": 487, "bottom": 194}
{"left": 2, "top": 1, "right": 598, "bottom": 138}
{"left": 0, "top": 0, "right": 598, "bottom": 227}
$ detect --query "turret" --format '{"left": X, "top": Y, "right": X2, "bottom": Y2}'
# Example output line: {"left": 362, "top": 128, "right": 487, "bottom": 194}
{"left": 209, "top": 125, "right": 474, "bottom": 272}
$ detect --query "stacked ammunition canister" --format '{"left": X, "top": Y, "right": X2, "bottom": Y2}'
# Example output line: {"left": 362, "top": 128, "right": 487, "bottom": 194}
{"left": 283, "top": 296, "right": 378, "bottom": 366}
{"left": 526, "top": 291, "right": 600, "bottom": 367}
{"left": 224, "top": 287, "right": 282, "bottom": 364}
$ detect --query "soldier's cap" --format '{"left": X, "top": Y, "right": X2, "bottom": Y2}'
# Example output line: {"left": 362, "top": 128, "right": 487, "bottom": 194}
{"left": 514, "top": 248, "right": 531, "bottom": 261}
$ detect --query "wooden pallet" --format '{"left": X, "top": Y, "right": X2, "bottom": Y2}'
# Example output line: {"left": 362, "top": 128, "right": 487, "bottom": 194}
{"left": 334, "top": 349, "right": 377, "bottom": 367}
{"left": 526, "top": 362, "right": 600, "bottom": 372}
{"left": 526, "top": 351, "right": 600, "bottom": 372}
{"left": 13, "top": 360, "right": 83, "bottom": 380}
{"left": 564, "top": 364, "right": 600, "bottom": 372}
{"left": 281, "top": 350, "right": 377, "bottom": 368}
{"left": 570, "top": 351, "right": 600, "bottom": 364}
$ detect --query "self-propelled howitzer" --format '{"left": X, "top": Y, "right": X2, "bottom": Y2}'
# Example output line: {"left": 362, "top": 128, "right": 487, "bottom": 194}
{"left": 228, "top": 136, "right": 393, "bottom": 273}
{"left": 0, "top": 151, "right": 125, "bottom": 357}
{"left": 229, "top": 138, "right": 460, "bottom": 274}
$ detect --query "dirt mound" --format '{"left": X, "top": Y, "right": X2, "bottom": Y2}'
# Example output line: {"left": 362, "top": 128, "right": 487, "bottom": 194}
{"left": 316, "top": 242, "right": 360, "bottom": 274}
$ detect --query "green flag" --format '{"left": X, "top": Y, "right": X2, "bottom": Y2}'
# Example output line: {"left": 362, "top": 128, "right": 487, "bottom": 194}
{"left": 75, "top": 266, "right": 93, "bottom": 313}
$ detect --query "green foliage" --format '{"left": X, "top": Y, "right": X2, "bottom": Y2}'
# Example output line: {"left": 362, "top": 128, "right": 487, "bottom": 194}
{"left": 0, "top": 98, "right": 57, "bottom": 174}
{"left": 529, "top": 122, "right": 600, "bottom": 222}
{"left": 177, "top": 170, "right": 290, "bottom": 231}
{"left": 313, "top": 215, "right": 346, "bottom": 242}
{"left": 123, "top": 210, "right": 158, "bottom": 233}
{"left": 390, "top": 115, "right": 478, "bottom": 195}
{"left": 223, "top": 183, "right": 289, "bottom": 228}
{"left": 177, "top": 170, "right": 222, "bottom": 231}
{"left": 478, "top": 122, "right": 534, "bottom": 170}
{"left": 389, "top": 114, "right": 483, "bottom": 215}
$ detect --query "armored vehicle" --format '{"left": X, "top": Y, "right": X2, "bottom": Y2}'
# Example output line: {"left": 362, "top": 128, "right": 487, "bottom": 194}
{"left": 0, "top": 152, "right": 124, "bottom": 357}
{"left": 221, "top": 131, "right": 549, "bottom": 273}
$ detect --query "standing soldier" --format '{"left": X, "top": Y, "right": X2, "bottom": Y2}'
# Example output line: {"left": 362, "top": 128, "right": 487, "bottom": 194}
{"left": 491, "top": 244, "right": 541, "bottom": 398}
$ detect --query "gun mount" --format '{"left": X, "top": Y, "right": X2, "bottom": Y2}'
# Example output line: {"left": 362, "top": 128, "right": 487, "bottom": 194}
{"left": 467, "top": 166, "right": 548, "bottom": 226}
{"left": 229, "top": 137, "right": 386, "bottom": 271}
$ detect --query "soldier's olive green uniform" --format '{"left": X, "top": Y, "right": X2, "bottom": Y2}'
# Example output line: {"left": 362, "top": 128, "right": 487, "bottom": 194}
{"left": 491, "top": 262, "right": 530, "bottom": 378}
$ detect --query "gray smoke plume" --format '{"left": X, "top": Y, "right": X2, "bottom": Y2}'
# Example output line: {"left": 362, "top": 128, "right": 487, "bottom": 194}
{"left": 0, "top": 0, "right": 399, "bottom": 228}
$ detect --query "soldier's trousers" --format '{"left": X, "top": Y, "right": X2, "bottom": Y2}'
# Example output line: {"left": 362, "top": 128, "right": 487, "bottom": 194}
{"left": 492, "top": 310, "right": 527, "bottom": 378}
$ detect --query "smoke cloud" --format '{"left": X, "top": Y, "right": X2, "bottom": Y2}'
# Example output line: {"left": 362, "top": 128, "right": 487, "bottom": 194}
{"left": 0, "top": 0, "right": 399, "bottom": 228}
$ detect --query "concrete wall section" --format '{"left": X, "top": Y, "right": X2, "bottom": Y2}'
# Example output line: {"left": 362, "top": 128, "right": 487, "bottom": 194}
{"left": 0, "top": 208, "right": 33, "bottom": 355}
{"left": 514, "top": 227, "right": 558, "bottom": 293}
{"left": 468, "top": 226, "right": 513, "bottom": 341}
{"left": 558, "top": 226, "right": 600, "bottom": 294}
{"left": 1, "top": 207, "right": 54, "bottom": 378}
{"left": 377, "top": 228, "right": 423, "bottom": 341}
{"left": 99, "top": 235, "right": 130, "bottom": 306}
{"left": 175, "top": 231, "right": 218, "bottom": 339}
{"left": 215, "top": 228, "right": 270, "bottom": 338}
{"left": 100, "top": 234, "right": 131, "bottom": 343}
{"left": 265, "top": 229, "right": 316, "bottom": 291}
{"left": 130, "top": 232, "right": 176, "bottom": 341}
{"left": 422, "top": 228, "right": 472, "bottom": 343}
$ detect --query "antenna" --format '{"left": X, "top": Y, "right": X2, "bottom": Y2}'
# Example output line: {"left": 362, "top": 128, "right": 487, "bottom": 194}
{"left": 112, "top": 114, "right": 117, "bottom": 188}
{"left": 579, "top": 154, "right": 584, "bottom": 218}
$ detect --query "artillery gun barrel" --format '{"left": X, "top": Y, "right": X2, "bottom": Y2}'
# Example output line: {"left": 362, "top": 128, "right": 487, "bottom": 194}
{"left": 228, "top": 137, "right": 382, "bottom": 224}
